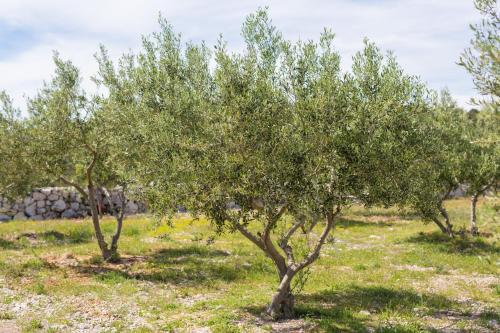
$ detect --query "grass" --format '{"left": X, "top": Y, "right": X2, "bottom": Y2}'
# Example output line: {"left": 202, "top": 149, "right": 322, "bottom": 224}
{"left": 0, "top": 197, "right": 498, "bottom": 332}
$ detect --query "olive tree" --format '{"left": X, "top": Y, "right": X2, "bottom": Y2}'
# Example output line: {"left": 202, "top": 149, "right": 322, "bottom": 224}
{"left": 459, "top": 0, "right": 499, "bottom": 235}
{"left": 0, "top": 91, "right": 23, "bottom": 193}
{"left": 0, "top": 92, "right": 43, "bottom": 196}
{"left": 391, "top": 91, "right": 473, "bottom": 237}
{"left": 96, "top": 8, "right": 441, "bottom": 317}
{"left": 459, "top": 0, "right": 499, "bottom": 104}
{"left": 24, "top": 54, "right": 128, "bottom": 261}
{"left": 463, "top": 106, "right": 499, "bottom": 235}
{"left": 119, "top": 10, "right": 435, "bottom": 319}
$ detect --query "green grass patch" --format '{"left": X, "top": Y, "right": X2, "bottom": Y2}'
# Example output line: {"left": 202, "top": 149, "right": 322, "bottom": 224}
{"left": 0, "top": 198, "right": 497, "bottom": 332}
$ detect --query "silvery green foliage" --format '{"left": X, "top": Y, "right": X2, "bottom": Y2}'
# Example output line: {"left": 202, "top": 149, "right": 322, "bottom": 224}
{"left": 459, "top": 0, "right": 499, "bottom": 234}
{"left": 95, "top": 17, "right": 212, "bottom": 218}
{"left": 8, "top": 54, "right": 130, "bottom": 259}
{"left": 387, "top": 90, "right": 474, "bottom": 234}
{"left": 463, "top": 105, "right": 499, "bottom": 196}
{"left": 27, "top": 54, "right": 93, "bottom": 186}
{"left": 26, "top": 54, "right": 124, "bottom": 191}
{"left": 459, "top": 0, "right": 499, "bottom": 104}
{"left": 102, "top": 9, "right": 437, "bottom": 317}
{"left": 0, "top": 91, "right": 41, "bottom": 197}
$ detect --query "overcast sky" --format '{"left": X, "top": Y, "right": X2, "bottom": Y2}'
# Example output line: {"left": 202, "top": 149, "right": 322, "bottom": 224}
{"left": 0, "top": 0, "right": 481, "bottom": 109}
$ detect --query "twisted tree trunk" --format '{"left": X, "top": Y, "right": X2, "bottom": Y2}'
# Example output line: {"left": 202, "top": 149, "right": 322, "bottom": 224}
{"left": 87, "top": 183, "right": 113, "bottom": 260}
{"left": 438, "top": 205, "right": 454, "bottom": 237}
{"left": 267, "top": 269, "right": 295, "bottom": 319}
{"left": 265, "top": 208, "right": 339, "bottom": 318}
{"left": 60, "top": 148, "right": 119, "bottom": 261}
{"left": 102, "top": 186, "right": 126, "bottom": 257}
{"left": 232, "top": 204, "right": 340, "bottom": 319}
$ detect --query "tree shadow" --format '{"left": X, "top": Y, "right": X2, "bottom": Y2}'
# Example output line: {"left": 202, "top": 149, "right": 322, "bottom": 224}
{"left": 336, "top": 217, "right": 395, "bottom": 228}
{"left": 351, "top": 210, "right": 419, "bottom": 220}
{"left": 71, "top": 245, "right": 247, "bottom": 286}
{"left": 14, "top": 229, "right": 93, "bottom": 246}
{"left": 149, "top": 246, "right": 230, "bottom": 264}
{"left": 0, "top": 237, "right": 18, "bottom": 249}
{"left": 405, "top": 232, "right": 499, "bottom": 256}
{"left": 246, "top": 285, "right": 457, "bottom": 332}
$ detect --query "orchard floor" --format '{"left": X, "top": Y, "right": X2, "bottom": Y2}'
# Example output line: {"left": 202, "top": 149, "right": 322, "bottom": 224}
{"left": 0, "top": 198, "right": 498, "bottom": 333}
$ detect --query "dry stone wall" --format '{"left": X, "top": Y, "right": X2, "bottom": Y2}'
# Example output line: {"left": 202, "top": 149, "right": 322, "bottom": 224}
{"left": 0, "top": 187, "right": 146, "bottom": 222}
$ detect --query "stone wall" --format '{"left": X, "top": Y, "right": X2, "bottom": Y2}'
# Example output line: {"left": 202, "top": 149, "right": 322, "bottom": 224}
{"left": 0, "top": 187, "right": 146, "bottom": 222}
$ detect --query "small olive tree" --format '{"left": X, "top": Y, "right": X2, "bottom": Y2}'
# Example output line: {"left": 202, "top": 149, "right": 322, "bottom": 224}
{"left": 459, "top": 0, "right": 499, "bottom": 235}
{"left": 388, "top": 90, "right": 474, "bottom": 237}
{"left": 23, "top": 54, "right": 128, "bottom": 261}
{"left": 459, "top": 0, "right": 499, "bottom": 104}
{"left": 424, "top": 92, "right": 470, "bottom": 236}
{"left": 463, "top": 106, "right": 499, "bottom": 235}
{"left": 0, "top": 92, "right": 45, "bottom": 196}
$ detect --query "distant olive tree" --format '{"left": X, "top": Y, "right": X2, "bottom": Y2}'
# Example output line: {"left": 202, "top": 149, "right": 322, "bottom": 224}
{"left": 459, "top": 0, "right": 499, "bottom": 235}
{"left": 459, "top": 0, "right": 499, "bottom": 104}
{"left": 23, "top": 54, "right": 128, "bottom": 261}
{"left": 393, "top": 91, "right": 472, "bottom": 237}
{"left": 0, "top": 91, "right": 42, "bottom": 196}
{"left": 463, "top": 106, "right": 499, "bottom": 235}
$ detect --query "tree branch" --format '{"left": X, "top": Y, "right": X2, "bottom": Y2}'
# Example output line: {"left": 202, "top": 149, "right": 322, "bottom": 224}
{"left": 261, "top": 217, "right": 288, "bottom": 275}
{"left": 279, "top": 217, "right": 306, "bottom": 249}
{"left": 478, "top": 179, "right": 495, "bottom": 195}
{"left": 274, "top": 203, "right": 288, "bottom": 222}
{"left": 282, "top": 244, "right": 295, "bottom": 266}
{"left": 234, "top": 222, "right": 267, "bottom": 253}
{"left": 59, "top": 176, "right": 88, "bottom": 199}
{"left": 263, "top": 203, "right": 288, "bottom": 244}
{"left": 295, "top": 205, "right": 341, "bottom": 271}
{"left": 85, "top": 148, "right": 98, "bottom": 186}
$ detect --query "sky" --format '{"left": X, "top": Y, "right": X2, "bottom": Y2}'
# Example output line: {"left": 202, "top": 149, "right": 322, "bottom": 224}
{"left": 0, "top": 0, "right": 482, "bottom": 110}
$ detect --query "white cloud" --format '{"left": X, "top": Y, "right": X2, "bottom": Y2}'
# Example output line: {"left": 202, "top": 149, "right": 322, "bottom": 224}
{"left": 0, "top": 0, "right": 481, "bottom": 109}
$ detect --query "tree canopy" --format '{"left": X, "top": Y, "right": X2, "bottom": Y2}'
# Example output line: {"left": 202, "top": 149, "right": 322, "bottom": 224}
{"left": 96, "top": 9, "right": 448, "bottom": 318}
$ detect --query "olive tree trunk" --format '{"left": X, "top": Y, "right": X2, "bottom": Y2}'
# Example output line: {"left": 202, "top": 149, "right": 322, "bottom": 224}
{"left": 60, "top": 149, "right": 124, "bottom": 262}
{"left": 470, "top": 193, "right": 479, "bottom": 236}
{"left": 429, "top": 188, "right": 454, "bottom": 237}
{"left": 470, "top": 182, "right": 495, "bottom": 236}
{"left": 234, "top": 205, "right": 340, "bottom": 319}
{"left": 101, "top": 186, "right": 126, "bottom": 256}
{"left": 87, "top": 183, "right": 114, "bottom": 260}
{"left": 438, "top": 204, "right": 454, "bottom": 237}
{"left": 431, "top": 216, "right": 449, "bottom": 235}
{"left": 267, "top": 268, "right": 295, "bottom": 319}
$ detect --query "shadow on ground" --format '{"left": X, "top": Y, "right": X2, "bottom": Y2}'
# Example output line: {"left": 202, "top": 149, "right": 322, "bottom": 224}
{"left": 336, "top": 218, "right": 395, "bottom": 228}
{"left": 246, "top": 285, "right": 457, "bottom": 332}
{"left": 72, "top": 245, "right": 250, "bottom": 286}
{"left": 0, "top": 237, "right": 18, "bottom": 249}
{"left": 350, "top": 209, "right": 419, "bottom": 219}
{"left": 405, "top": 232, "right": 499, "bottom": 256}
{"left": 0, "top": 230, "right": 94, "bottom": 249}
